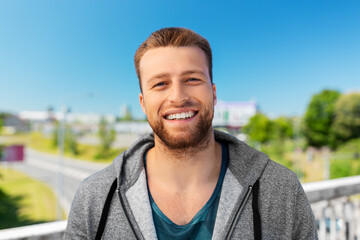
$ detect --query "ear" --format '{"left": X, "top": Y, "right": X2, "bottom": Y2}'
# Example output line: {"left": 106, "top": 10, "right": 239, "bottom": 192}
{"left": 212, "top": 84, "right": 217, "bottom": 106}
{"left": 139, "top": 93, "right": 146, "bottom": 114}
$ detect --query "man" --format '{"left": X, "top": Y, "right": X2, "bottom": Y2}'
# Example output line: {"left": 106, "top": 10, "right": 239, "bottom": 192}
{"left": 65, "top": 27, "right": 317, "bottom": 239}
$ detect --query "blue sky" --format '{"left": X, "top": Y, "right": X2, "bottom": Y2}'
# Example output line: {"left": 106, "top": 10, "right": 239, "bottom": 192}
{"left": 1, "top": 0, "right": 359, "bottom": 119}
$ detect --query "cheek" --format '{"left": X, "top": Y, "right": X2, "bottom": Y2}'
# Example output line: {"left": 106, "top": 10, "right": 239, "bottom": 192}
{"left": 144, "top": 97, "right": 163, "bottom": 115}
{"left": 199, "top": 88, "right": 215, "bottom": 104}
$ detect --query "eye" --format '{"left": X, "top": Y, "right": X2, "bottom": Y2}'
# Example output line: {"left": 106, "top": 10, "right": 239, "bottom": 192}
{"left": 153, "top": 82, "right": 166, "bottom": 88}
{"left": 186, "top": 78, "right": 203, "bottom": 85}
{"left": 187, "top": 78, "right": 200, "bottom": 82}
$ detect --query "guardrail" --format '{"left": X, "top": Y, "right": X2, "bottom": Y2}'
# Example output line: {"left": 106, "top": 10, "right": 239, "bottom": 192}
{"left": 1, "top": 176, "right": 360, "bottom": 240}
{"left": 0, "top": 221, "right": 66, "bottom": 240}
{"left": 304, "top": 176, "right": 360, "bottom": 240}
{"left": 304, "top": 175, "right": 360, "bottom": 203}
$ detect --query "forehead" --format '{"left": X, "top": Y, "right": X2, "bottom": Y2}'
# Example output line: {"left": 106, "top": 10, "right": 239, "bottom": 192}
{"left": 139, "top": 46, "right": 209, "bottom": 82}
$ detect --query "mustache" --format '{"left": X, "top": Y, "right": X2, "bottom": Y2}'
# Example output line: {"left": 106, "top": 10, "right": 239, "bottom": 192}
{"left": 165, "top": 99, "right": 199, "bottom": 109}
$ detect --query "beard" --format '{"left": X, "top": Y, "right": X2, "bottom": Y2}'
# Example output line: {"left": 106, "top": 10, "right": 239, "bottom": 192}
{"left": 148, "top": 101, "right": 214, "bottom": 150}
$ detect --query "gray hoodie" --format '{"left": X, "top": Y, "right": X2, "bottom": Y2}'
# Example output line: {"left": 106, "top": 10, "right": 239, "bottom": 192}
{"left": 65, "top": 130, "right": 318, "bottom": 239}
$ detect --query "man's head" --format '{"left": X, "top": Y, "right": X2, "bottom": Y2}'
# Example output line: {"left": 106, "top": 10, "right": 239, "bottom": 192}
{"left": 136, "top": 27, "right": 216, "bottom": 150}
{"left": 134, "top": 27, "right": 212, "bottom": 91}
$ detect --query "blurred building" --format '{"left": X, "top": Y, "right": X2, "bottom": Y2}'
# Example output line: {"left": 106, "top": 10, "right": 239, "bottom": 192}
{"left": 114, "top": 121, "right": 152, "bottom": 135}
{"left": 2, "top": 114, "right": 28, "bottom": 134}
{"left": 19, "top": 111, "right": 115, "bottom": 125}
{"left": 213, "top": 101, "right": 258, "bottom": 131}
{"left": 18, "top": 111, "right": 116, "bottom": 135}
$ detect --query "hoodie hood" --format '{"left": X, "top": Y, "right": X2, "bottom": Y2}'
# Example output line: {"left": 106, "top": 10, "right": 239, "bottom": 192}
{"left": 213, "top": 130, "right": 270, "bottom": 188}
{"left": 114, "top": 130, "right": 269, "bottom": 192}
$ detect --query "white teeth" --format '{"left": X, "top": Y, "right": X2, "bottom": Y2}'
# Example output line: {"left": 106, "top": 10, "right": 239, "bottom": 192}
{"left": 166, "top": 111, "right": 195, "bottom": 120}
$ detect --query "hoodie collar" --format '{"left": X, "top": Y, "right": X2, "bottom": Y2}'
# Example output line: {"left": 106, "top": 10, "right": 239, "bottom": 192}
{"left": 213, "top": 130, "right": 269, "bottom": 187}
{"left": 115, "top": 130, "right": 269, "bottom": 191}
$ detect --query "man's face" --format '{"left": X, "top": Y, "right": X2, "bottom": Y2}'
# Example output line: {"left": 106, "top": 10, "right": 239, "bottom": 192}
{"left": 139, "top": 46, "right": 217, "bottom": 149}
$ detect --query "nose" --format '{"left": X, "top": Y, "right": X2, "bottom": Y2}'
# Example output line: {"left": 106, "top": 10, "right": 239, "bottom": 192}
{"left": 167, "top": 81, "right": 189, "bottom": 104}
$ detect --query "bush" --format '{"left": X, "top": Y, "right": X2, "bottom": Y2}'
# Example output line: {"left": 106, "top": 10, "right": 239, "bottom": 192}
{"left": 96, "top": 117, "right": 116, "bottom": 159}
{"left": 261, "top": 140, "right": 293, "bottom": 169}
{"left": 336, "top": 138, "right": 360, "bottom": 153}
{"left": 330, "top": 159, "right": 360, "bottom": 179}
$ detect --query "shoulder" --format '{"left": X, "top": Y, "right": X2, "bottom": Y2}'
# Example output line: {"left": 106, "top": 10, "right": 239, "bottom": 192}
{"left": 259, "top": 159, "right": 305, "bottom": 207}
{"left": 65, "top": 162, "right": 119, "bottom": 239}
{"left": 262, "top": 160, "right": 299, "bottom": 187}
{"left": 259, "top": 160, "right": 317, "bottom": 238}
{"left": 82, "top": 163, "right": 117, "bottom": 191}
{"left": 73, "top": 162, "right": 118, "bottom": 211}
{"left": 69, "top": 163, "right": 117, "bottom": 212}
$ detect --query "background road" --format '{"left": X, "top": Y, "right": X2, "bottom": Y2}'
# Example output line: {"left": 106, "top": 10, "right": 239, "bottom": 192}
{"left": 8, "top": 148, "right": 109, "bottom": 217}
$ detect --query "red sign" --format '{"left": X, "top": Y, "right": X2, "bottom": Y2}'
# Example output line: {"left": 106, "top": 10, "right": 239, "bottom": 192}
{"left": 1, "top": 145, "right": 24, "bottom": 162}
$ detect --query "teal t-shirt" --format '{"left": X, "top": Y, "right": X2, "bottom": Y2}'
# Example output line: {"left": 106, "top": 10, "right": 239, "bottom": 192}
{"left": 144, "top": 142, "right": 229, "bottom": 240}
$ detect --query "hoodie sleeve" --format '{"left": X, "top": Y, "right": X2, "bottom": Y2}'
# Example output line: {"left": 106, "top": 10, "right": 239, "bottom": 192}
{"left": 64, "top": 181, "right": 92, "bottom": 240}
{"left": 259, "top": 160, "right": 318, "bottom": 239}
{"left": 292, "top": 180, "right": 318, "bottom": 240}
{"left": 64, "top": 163, "right": 128, "bottom": 240}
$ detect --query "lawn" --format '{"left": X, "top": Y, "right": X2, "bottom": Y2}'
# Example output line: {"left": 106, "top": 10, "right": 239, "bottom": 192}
{"left": 0, "top": 132, "right": 125, "bottom": 163}
{"left": 0, "top": 167, "right": 59, "bottom": 229}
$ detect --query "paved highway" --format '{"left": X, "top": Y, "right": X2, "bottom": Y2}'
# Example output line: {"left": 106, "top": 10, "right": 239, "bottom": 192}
{"left": 9, "top": 148, "right": 110, "bottom": 217}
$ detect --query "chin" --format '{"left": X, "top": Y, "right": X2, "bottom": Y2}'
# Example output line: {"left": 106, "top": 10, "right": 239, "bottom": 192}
{"left": 157, "top": 126, "right": 213, "bottom": 150}
{"left": 149, "top": 106, "right": 214, "bottom": 150}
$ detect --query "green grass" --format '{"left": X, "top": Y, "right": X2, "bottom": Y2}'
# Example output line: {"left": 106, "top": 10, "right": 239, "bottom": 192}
{"left": 29, "top": 132, "right": 58, "bottom": 155}
{"left": 329, "top": 138, "right": 360, "bottom": 179}
{"left": 0, "top": 132, "right": 126, "bottom": 163}
{"left": 0, "top": 167, "right": 59, "bottom": 229}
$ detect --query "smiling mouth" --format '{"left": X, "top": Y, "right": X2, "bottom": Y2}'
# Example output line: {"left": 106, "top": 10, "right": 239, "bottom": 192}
{"left": 165, "top": 111, "right": 197, "bottom": 120}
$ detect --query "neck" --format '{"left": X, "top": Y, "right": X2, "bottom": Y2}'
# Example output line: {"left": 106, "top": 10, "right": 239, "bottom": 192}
{"left": 146, "top": 130, "right": 222, "bottom": 191}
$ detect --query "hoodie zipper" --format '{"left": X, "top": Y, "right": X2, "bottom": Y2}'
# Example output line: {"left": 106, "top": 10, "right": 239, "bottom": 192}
{"left": 225, "top": 185, "right": 253, "bottom": 240}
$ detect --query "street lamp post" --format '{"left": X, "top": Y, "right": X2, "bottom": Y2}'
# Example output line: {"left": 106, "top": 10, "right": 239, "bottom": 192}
{"left": 55, "top": 92, "right": 95, "bottom": 220}
{"left": 56, "top": 105, "right": 67, "bottom": 220}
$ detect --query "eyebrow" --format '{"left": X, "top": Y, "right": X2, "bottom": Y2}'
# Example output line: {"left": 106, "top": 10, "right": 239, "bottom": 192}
{"left": 180, "top": 70, "right": 207, "bottom": 77}
{"left": 146, "top": 73, "right": 170, "bottom": 87}
{"left": 148, "top": 73, "right": 169, "bottom": 82}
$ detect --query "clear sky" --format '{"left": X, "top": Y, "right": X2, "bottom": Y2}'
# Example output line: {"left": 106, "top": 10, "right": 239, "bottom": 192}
{"left": 1, "top": 0, "right": 359, "bottom": 119}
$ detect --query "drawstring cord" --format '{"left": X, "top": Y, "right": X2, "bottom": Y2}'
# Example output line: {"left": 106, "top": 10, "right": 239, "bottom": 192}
{"left": 95, "top": 178, "right": 118, "bottom": 240}
{"left": 225, "top": 180, "right": 262, "bottom": 240}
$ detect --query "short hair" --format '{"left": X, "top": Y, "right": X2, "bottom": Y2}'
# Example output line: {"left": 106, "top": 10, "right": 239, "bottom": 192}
{"left": 134, "top": 27, "right": 213, "bottom": 91}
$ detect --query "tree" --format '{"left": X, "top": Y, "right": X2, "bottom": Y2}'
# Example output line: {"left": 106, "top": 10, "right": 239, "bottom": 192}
{"left": 96, "top": 117, "right": 116, "bottom": 159}
{"left": 243, "top": 113, "right": 272, "bottom": 144}
{"left": 303, "top": 89, "right": 341, "bottom": 148}
{"left": 332, "top": 92, "right": 360, "bottom": 143}
{"left": 52, "top": 121, "right": 59, "bottom": 148}
{"left": 0, "top": 113, "right": 7, "bottom": 134}
{"left": 52, "top": 121, "right": 79, "bottom": 155}
{"left": 118, "top": 105, "right": 133, "bottom": 121}
{"left": 66, "top": 127, "right": 79, "bottom": 155}
{"left": 271, "top": 116, "right": 293, "bottom": 141}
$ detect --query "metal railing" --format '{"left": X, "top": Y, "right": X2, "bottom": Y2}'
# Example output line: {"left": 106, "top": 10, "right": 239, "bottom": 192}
{"left": 0, "top": 221, "right": 66, "bottom": 240}
{"left": 1, "top": 176, "right": 360, "bottom": 240}
{"left": 304, "top": 176, "right": 360, "bottom": 240}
